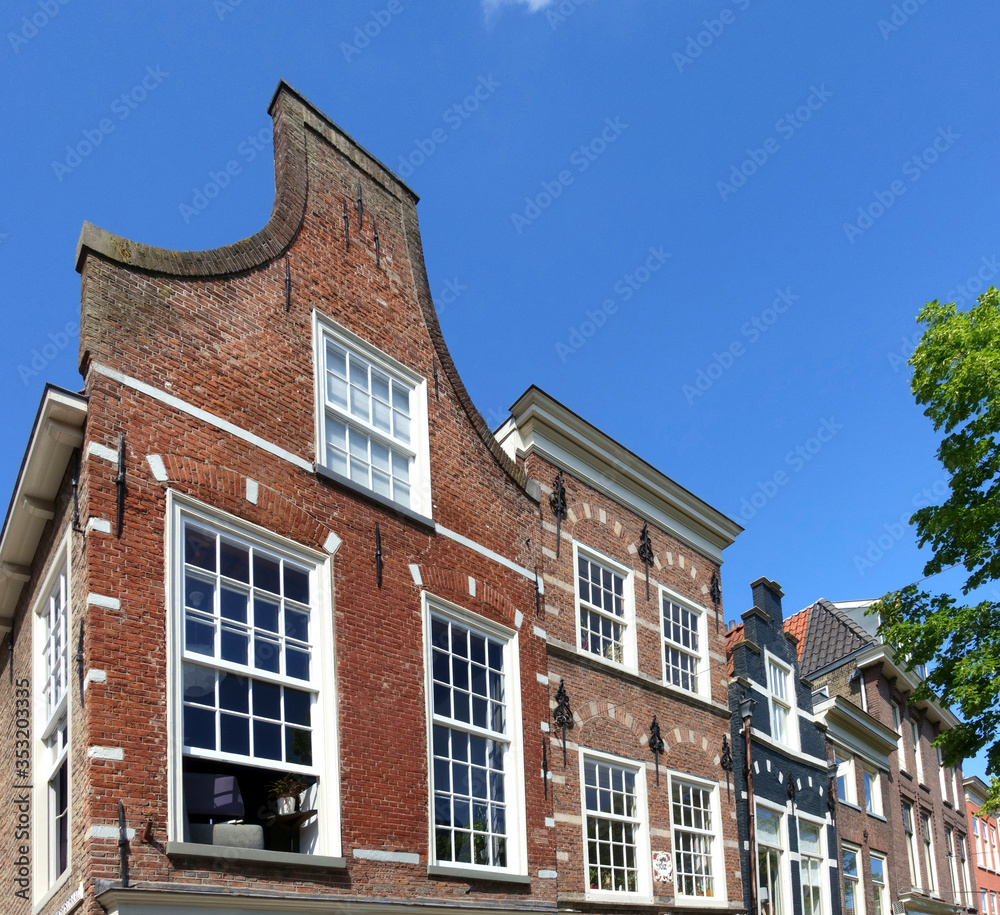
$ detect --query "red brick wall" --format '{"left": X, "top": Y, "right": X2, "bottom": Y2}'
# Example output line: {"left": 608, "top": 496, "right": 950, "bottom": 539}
{"left": 523, "top": 451, "right": 743, "bottom": 911}
{"left": 4, "top": 87, "right": 561, "bottom": 914}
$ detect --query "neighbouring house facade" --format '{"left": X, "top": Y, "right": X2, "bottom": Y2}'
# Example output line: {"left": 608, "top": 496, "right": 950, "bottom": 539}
{"left": 0, "top": 82, "right": 749, "bottom": 915}
{"left": 966, "top": 776, "right": 1000, "bottom": 915}
{"left": 497, "top": 388, "right": 744, "bottom": 915}
{"left": 726, "top": 579, "right": 840, "bottom": 915}
{"left": 796, "top": 599, "right": 973, "bottom": 915}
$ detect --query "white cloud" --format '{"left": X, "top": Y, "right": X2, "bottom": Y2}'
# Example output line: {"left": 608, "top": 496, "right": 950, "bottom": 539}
{"left": 482, "top": 0, "right": 555, "bottom": 14}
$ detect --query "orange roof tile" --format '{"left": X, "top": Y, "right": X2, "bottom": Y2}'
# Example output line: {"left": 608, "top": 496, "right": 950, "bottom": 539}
{"left": 784, "top": 608, "right": 810, "bottom": 663}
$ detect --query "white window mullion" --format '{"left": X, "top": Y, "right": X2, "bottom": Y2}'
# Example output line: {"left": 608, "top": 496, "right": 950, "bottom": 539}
{"left": 428, "top": 605, "right": 516, "bottom": 872}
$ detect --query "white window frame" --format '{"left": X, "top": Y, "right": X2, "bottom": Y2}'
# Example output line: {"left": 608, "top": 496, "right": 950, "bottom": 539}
{"left": 871, "top": 851, "right": 890, "bottom": 915}
{"left": 903, "top": 801, "right": 919, "bottom": 888}
{"left": 660, "top": 586, "right": 709, "bottom": 696}
{"left": 756, "top": 800, "right": 790, "bottom": 915}
{"left": 946, "top": 827, "right": 961, "bottom": 904}
{"left": 765, "top": 653, "right": 798, "bottom": 751}
{"left": 842, "top": 841, "right": 864, "bottom": 915}
{"left": 891, "top": 702, "right": 902, "bottom": 751}
{"left": 313, "top": 312, "right": 431, "bottom": 519}
{"left": 798, "top": 814, "right": 829, "bottom": 915}
{"left": 921, "top": 809, "right": 939, "bottom": 894}
{"left": 423, "top": 593, "right": 526, "bottom": 876}
{"left": 32, "top": 537, "right": 72, "bottom": 904}
{"left": 668, "top": 770, "right": 725, "bottom": 903}
{"left": 862, "top": 766, "right": 883, "bottom": 816}
{"left": 573, "top": 543, "right": 636, "bottom": 669}
{"left": 834, "top": 749, "right": 856, "bottom": 805}
{"left": 580, "top": 748, "right": 651, "bottom": 901}
{"left": 165, "top": 493, "right": 341, "bottom": 857}
{"left": 957, "top": 832, "right": 970, "bottom": 900}
{"left": 912, "top": 720, "right": 924, "bottom": 783}
{"left": 938, "top": 749, "right": 950, "bottom": 804}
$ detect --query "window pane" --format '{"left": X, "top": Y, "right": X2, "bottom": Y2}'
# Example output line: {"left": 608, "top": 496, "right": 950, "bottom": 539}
{"left": 219, "top": 540, "right": 249, "bottom": 582}
{"left": 253, "top": 720, "right": 282, "bottom": 760}
{"left": 185, "top": 527, "right": 216, "bottom": 571}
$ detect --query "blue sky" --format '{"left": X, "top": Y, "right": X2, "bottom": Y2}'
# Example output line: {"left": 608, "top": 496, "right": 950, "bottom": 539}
{"left": 2, "top": 2, "right": 997, "bottom": 777}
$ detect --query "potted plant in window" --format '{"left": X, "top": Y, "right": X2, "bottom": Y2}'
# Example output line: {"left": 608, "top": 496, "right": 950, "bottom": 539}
{"left": 268, "top": 774, "right": 306, "bottom": 817}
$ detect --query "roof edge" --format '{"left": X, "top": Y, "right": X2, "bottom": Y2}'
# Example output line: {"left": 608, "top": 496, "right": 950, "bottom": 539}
{"left": 0, "top": 385, "right": 88, "bottom": 635}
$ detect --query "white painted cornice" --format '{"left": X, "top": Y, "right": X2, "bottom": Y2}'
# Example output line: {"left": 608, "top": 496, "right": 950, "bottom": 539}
{"left": 812, "top": 694, "right": 899, "bottom": 770}
{"left": 496, "top": 387, "right": 742, "bottom": 563}
{"left": 0, "top": 385, "right": 87, "bottom": 636}
{"left": 855, "top": 645, "right": 960, "bottom": 729}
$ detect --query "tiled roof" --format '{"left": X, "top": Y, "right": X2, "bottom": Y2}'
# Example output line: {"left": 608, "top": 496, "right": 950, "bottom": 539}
{"left": 784, "top": 608, "right": 810, "bottom": 663}
{"left": 796, "top": 598, "right": 875, "bottom": 678}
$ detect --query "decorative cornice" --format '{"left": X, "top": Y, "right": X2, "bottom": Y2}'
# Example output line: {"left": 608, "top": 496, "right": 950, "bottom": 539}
{"left": 0, "top": 386, "right": 87, "bottom": 636}
{"left": 497, "top": 386, "right": 741, "bottom": 562}
{"left": 812, "top": 694, "right": 899, "bottom": 770}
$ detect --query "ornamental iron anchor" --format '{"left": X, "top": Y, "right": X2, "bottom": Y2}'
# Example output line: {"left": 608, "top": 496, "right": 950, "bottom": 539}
{"left": 649, "top": 716, "right": 665, "bottom": 786}
{"left": 710, "top": 570, "right": 722, "bottom": 632}
{"left": 115, "top": 434, "right": 126, "bottom": 539}
{"left": 720, "top": 734, "right": 733, "bottom": 800}
{"left": 375, "top": 523, "right": 383, "bottom": 589}
{"left": 637, "top": 522, "right": 654, "bottom": 601}
{"left": 549, "top": 471, "right": 567, "bottom": 558}
{"left": 552, "top": 679, "right": 573, "bottom": 765}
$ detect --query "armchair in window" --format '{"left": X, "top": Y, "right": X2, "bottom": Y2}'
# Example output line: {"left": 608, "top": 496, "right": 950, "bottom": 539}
{"left": 183, "top": 772, "right": 264, "bottom": 849}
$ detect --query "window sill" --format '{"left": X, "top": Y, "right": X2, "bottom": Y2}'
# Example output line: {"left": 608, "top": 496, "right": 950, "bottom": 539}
{"left": 166, "top": 841, "right": 346, "bottom": 869}
{"left": 867, "top": 812, "right": 888, "bottom": 822}
{"left": 315, "top": 463, "right": 434, "bottom": 531}
{"left": 839, "top": 800, "right": 862, "bottom": 812}
{"left": 547, "top": 638, "right": 730, "bottom": 717}
{"left": 32, "top": 871, "right": 73, "bottom": 915}
{"left": 427, "top": 864, "right": 530, "bottom": 884}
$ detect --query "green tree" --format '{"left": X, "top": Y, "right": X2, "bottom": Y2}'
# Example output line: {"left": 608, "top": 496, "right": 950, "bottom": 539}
{"left": 871, "top": 287, "right": 1000, "bottom": 814}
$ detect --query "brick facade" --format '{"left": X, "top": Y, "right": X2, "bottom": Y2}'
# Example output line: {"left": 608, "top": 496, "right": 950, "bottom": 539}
{"left": 0, "top": 82, "right": 745, "bottom": 915}
{"left": 801, "top": 600, "right": 972, "bottom": 915}
{"left": 497, "top": 390, "right": 743, "bottom": 915}
{"left": 727, "top": 580, "right": 841, "bottom": 915}
{"left": 965, "top": 777, "right": 1000, "bottom": 915}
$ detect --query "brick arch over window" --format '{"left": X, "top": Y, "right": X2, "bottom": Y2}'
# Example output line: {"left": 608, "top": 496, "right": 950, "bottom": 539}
{"left": 152, "top": 454, "right": 330, "bottom": 552}
{"left": 566, "top": 698, "right": 723, "bottom": 766}
{"left": 570, "top": 699, "right": 647, "bottom": 746}
{"left": 412, "top": 565, "right": 522, "bottom": 629}
{"left": 565, "top": 504, "right": 713, "bottom": 600}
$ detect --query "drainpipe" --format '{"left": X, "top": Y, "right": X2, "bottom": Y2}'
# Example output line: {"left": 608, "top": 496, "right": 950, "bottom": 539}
{"left": 741, "top": 694, "right": 757, "bottom": 915}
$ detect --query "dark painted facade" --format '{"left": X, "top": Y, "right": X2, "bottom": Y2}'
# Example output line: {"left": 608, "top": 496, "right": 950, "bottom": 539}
{"left": 727, "top": 579, "right": 841, "bottom": 915}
